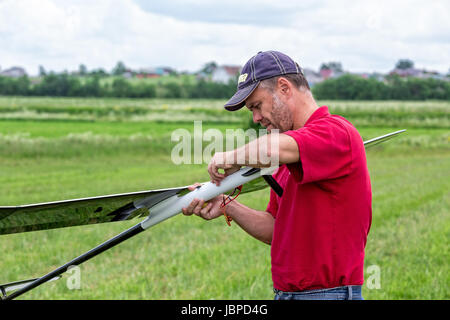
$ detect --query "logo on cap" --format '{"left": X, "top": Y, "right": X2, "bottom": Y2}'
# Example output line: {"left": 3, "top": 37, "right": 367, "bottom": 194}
{"left": 238, "top": 73, "right": 248, "bottom": 84}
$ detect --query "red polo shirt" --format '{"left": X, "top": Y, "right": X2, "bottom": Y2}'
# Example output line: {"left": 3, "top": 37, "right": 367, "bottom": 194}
{"left": 267, "top": 106, "right": 372, "bottom": 292}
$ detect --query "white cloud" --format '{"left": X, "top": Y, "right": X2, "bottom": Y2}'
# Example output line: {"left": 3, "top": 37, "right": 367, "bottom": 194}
{"left": 0, "top": 0, "right": 448, "bottom": 75}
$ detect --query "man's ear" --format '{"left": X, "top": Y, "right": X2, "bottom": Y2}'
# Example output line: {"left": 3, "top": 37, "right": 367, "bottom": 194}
{"left": 277, "top": 77, "right": 292, "bottom": 98}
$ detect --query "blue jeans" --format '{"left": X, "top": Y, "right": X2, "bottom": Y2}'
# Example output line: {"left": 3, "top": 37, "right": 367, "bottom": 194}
{"left": 274, "top": 285, "right": 363, "bottom": 300}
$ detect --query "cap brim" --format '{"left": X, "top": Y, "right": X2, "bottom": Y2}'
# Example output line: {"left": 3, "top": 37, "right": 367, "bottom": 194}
{"left": 224, "top": 81, "right": 259, "bottom": 111}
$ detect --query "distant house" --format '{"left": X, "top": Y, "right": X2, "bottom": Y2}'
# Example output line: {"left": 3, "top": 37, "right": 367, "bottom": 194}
{"left": 135, "top": 66, "right": 175, "bottom": 79}
{"left": 136, "top": 67, "right": 163, "bottom": 79}
{"left": 389, "top": 68, "right": 421, "bottom": 78}
{"left": 161, "top": 67, "right": 176, "bottom": 75}
{"left": 319, "top": 68, "right": 333, "bottom": 80}
{"left": 389, "top": 68, "right": 448, "bottom": 81}
{"left": 0, "top": 66, "right": 27, "bottom": 78}
{"left": 211, "top": 65, "right": 241, "bottom": 83}
{"left": 196, "top": 71, "right": 210, "bottom": 81}
{"left": 415, "top": 70, "right": 447, "bottom": 81}
{"left": 122, "top": 68, "right": 134, "bottom": 79}
{"left": 302, "top": 68, "right": 324, "bottom": 87}
{"left": 319, "top": 68, "right": 344, "bottom": 80}
{"left": 368, "top": 73, "right": 385, "bottom": 82}
{"left": 354, "top": 72, "right": 370, "bottom": 79}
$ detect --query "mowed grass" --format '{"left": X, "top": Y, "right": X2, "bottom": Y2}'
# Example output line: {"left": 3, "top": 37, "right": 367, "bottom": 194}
{"left": 0, "top": 97, "right": 448, "bottom": 300}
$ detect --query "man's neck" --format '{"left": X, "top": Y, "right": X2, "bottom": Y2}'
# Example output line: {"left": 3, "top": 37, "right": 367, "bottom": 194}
{"left": 291, "top": 90, "right": 319, "bottom": 129}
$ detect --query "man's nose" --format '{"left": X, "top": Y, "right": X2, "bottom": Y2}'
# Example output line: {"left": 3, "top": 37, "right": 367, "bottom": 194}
{"left": 253, "top": 110, "right": 263, "bottom": 123}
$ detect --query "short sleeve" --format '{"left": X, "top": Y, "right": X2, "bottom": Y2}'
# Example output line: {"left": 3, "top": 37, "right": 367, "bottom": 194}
{"left": 283, "top": 118, "right": 352, "bottom": 184}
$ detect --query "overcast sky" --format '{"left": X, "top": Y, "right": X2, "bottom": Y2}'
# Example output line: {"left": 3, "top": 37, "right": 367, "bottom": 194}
{"left": 0, "top": 0, "right": 449, "bottom": 76}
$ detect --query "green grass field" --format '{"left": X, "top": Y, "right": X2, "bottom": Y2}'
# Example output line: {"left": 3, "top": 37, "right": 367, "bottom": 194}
{"left": 0, "top": 97, "right": 448, "bottom": 299}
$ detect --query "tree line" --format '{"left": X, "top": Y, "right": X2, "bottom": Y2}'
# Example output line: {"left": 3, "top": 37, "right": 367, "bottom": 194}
{"left": 0, "top": 73, "right": 449, "bottom": 100}
{"left": 312, "top": 74, "right": 450, "bottom": 100}
{"left": 0, "top": 74, "right": 237, "bottom": 99}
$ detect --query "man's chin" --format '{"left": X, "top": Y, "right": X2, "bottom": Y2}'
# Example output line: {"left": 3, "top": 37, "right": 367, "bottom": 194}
{"left": 266, "top": 124, "right": 282, "bottom": 133}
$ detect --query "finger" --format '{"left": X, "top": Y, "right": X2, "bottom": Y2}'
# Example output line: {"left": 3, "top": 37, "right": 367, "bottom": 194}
{"left": 213, "top": 167, "right": 225, "bottom": 180}
{"left": 200, "top": 202, "right": 213, "bottom": 218}
{"left": 203, "top": 202, "right": 213, "bottom": 212}
{"left": 212, "top": 172, "right": 225, "bottom": 186}
{"left": 224, "top": 166, "right": 240, "bottom": 177}
{"left": 208, "top": 162, "right": 225, "bottom": 184}
{"left": 207, "top": 162, "right": 216, "bottom": 182}
{"left": 182, "top": 207, "right": 192, "bottom": 216}
{"left": 187, "top": 182, "right": 202, "bottom": 191}
{"left": 186, "top": 198, "right": 200, "bottom": 213}
{"left": 193, "top": 199, "right": 205, "bottom": 215}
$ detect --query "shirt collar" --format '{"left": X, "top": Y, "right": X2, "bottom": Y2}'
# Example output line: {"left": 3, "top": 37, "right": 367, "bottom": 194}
{"left": 304, "top": 106, "right": 330, "bottom": 126}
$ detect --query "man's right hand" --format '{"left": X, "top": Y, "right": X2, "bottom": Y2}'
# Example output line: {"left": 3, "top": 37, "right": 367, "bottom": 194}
{"left": 181, "top": 183, "right": 224, "bottom": 220}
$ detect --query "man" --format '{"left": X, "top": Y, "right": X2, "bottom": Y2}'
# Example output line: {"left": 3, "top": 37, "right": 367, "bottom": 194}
{"left": 182, "top": 51, "right": 372, "bottom": 300}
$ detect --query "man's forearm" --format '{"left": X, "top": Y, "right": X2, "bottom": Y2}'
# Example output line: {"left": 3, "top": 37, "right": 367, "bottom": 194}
{"left": 225, "top": 200, "right": 274, "bottom": 245}
{"left": 225, "top": 133, "right": 299, "bottom": 168}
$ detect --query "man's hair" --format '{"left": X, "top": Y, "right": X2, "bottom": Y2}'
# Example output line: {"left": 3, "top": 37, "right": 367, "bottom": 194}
{"left": 259, "top": 73, "right": 310, "bottom": 92}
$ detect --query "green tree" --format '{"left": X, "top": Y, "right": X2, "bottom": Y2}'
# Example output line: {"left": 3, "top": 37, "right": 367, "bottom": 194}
{"left": 89, "top": 68, "right": 109, "bottom": 77}
{"left": 111, "top": 77, "right": 132, "bottom": 97}
{"left": 200, "top": 61, "right": 218, "bottom": 75}
{"left": 312, "top": 73, "right": 450, "bottom": 100}
{"left": 78, "top": 64, "right": 88, "bottom": 76}
{"left": 112, "top": 61, "right": 127, "bottom": 76}
{"left": 34, "top": 73, "right": 80, "bottom": 96}
{"left": 162, "top": 82, "right": 183, "bottom": 98}
{"left": 38, "top": 65, "right": 47, "bottom": 77}
{"left": 395, "top": 59, "right": 414, "bottom": 70}
{"left": 320, "top": 62, "right": 343, "bottom": 72}
{"left": 0, "top": 76, "right": 30, "bottom": 95}
{"left": 83, "top": 76, "right": 102, "bottom": 97}
{"left": 130, "top": 82, "right": 156, "bottom": 98}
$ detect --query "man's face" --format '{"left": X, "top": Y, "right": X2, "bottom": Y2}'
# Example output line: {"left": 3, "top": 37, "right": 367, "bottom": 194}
{"left": 245, "top": 85, "right": 293, "bottom": 133}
